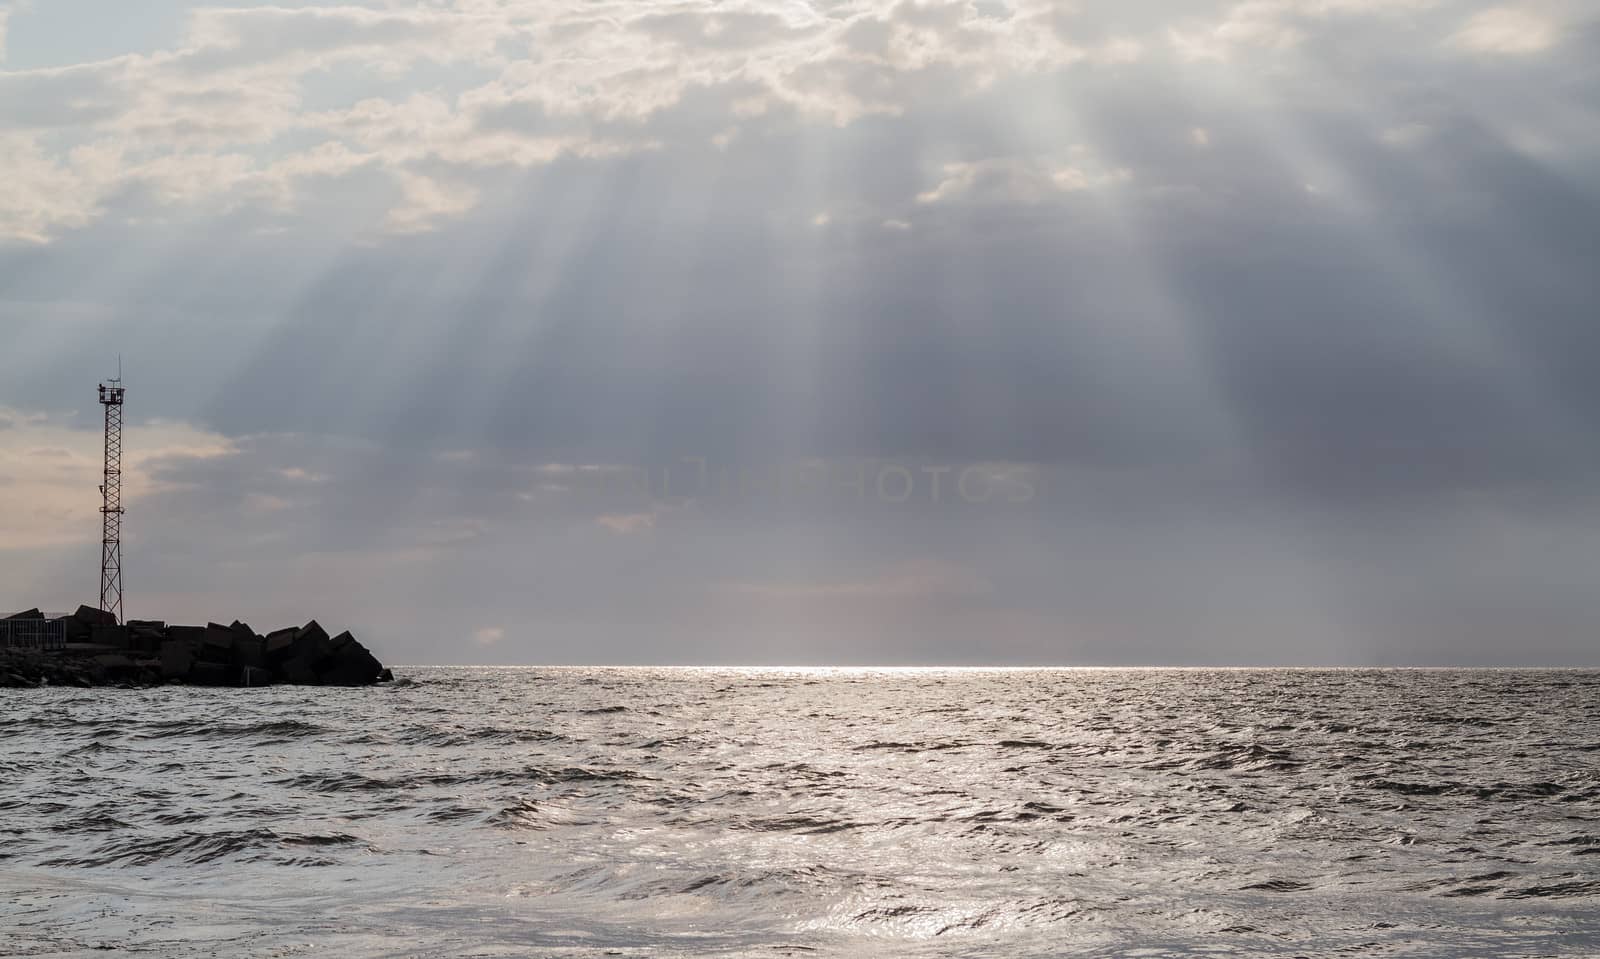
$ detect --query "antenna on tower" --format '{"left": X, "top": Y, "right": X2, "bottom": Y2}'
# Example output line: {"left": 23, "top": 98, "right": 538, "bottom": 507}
{"left": 98, "top": 371, "right": 126, "bottom": 625}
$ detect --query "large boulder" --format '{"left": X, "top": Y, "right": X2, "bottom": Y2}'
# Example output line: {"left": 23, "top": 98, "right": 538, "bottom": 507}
{"left": 1, "top": 669, "right": 40, "bottom": 688}
{"left": 91, "top": 653, "right": 140, "bottom": 680}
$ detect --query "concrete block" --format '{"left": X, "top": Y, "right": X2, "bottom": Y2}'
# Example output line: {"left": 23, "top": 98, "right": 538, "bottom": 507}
{"left": 264, "top": 628, "right": 297, "bottom": 662}
{"left": 160, "top": 641, "right": 192, "bottom": 679}
{"left": 281, "top": 656, "right": 320, "bottom": 685}
{"left": 236, "top": 637, "right": 266, "bottom": 669}
{"left": 292, "top": 621, "right": 332, "bottom": 661}
{"left": 323, "top": 638, "right": 382, "bottom": 685}
{"left": 204, "top": 623, "right": 237, "bottom": 650}
{"left": 74, "top": 605, "right": 117, "bottom": 627}
{"left": 167, "top": 625, "right": 206, "bottom": 646}
{"left": 91, "top": 625, "right": 131, "bottom": 649}
{"left": 188, "top": 662, "right": 231, "bottom": 687}
{"left": 129, "top": 628, "right": 166, "bottom": 654}
{"left": 194, "top": 645, "right": 233, "bottom": 666}
{"left": 239, "top": 666, "right": 273, "bottom": 687}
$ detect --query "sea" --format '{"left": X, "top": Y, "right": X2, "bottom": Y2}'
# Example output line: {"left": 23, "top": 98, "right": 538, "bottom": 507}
{"left": 2, "top": 667, "right": 1598, "bottom": 957}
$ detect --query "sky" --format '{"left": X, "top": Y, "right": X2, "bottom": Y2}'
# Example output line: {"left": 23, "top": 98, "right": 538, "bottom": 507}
{"left": 1, "top": 0, "right": 1598, "bottom": 666}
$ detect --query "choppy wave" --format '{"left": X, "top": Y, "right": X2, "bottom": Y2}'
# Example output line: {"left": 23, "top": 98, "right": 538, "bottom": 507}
{"left": 1, "top": 667, "right": 1598, "bottom": 957}
{"left": 39, "top": 828, "right": 373, "bottom": 868}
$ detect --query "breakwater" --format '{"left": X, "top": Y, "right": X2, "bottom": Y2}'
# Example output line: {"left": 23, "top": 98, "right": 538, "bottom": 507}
{"left": 1, "top": 606, "right": 390, "bottom": 688}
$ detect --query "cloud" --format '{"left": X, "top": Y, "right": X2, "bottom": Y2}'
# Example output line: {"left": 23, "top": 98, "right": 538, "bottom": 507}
{"left": 0, "top": 0, "right": 1586, "bottom": 243}
{"left": 0, "top": 408, "right": 45, "bottom": 431}
{"left": 473, "top": 625, "right": 505, "bottom": 646}
{"left": 916, "top": 155, "right": 1131, "bottom": 206}
{"left": 179, "top": 5, "right": 494, "bottom": 71}
{"left": 1380, "top": 122, "right": 1432, "bottom": 147}
{"left": 0, "top": 135, "right": 109, "bottom": 244}
{"left": 1449, "top": 7, "right": 1559, "bottom": 54}
{"left": 384, "top": 171, "right": 481, "bottom": 234}
{"left": 0, "top": 410, "right": 237, "bottom": 550}
{"left": 596, "top": 512, "right": 657, "bottom": 535}
{"left": 0, "top": 0, "right": 1109, "bottom": 242}
{"left": 244, "top": 493, "right": 292, "bottom": 513}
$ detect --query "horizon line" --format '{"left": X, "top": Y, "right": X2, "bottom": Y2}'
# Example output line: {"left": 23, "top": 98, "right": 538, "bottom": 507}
{"left": 391, "top": 663, "right": 1600, "bottom": 671}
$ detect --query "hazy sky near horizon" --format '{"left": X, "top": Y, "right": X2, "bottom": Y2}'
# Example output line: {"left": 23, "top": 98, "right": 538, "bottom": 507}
{"left": 2, "top": 0, "right": 1599, "bottom": 665}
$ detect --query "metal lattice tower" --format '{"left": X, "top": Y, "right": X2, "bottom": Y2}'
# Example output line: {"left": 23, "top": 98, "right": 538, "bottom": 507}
{"left": 98, "top": 376, "right": 125, "bottom": 624}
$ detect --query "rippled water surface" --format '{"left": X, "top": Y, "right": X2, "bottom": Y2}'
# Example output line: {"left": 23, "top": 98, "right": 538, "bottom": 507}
{"left": 3, "top": 668, "right": 1599, "bottom": 957}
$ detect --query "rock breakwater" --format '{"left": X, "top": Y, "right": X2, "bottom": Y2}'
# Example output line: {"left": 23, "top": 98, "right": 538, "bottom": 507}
{"left": 1, "top": 606, "right": 391, "bottom": 688}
